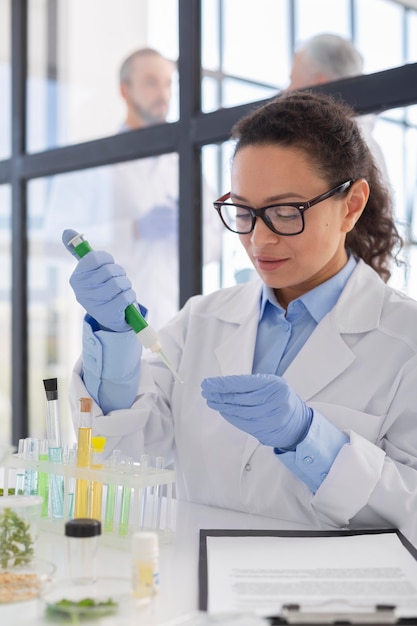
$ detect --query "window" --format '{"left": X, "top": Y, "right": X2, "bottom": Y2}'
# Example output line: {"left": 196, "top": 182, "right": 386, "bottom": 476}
{"left": 3, "top": 0, "right": 417, "bottom": 442}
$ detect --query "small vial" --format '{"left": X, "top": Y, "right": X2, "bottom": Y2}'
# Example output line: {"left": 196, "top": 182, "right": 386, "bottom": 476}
{"left": 132, "top": 531, "right": 159, "bottom": 601}
{"left": 65, "top": 518, "right": 101, "bottom": 584}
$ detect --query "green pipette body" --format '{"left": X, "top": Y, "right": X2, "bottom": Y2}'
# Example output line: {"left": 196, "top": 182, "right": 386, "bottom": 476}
{"left": 65, "top": 231, "right": 183, "bottom": 382}
{"left": 71, "top": 236, "right": 147, "bottom": 333}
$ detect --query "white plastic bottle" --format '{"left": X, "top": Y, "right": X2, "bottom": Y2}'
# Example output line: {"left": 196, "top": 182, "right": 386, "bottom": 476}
{"left": 131, "top": 531, "right": 159, "bottom": 601}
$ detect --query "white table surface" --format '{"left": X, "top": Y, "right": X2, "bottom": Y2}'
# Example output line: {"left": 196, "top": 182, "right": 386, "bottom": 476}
{"left": 1, "top": 499, "right": 317, "bottom": 625}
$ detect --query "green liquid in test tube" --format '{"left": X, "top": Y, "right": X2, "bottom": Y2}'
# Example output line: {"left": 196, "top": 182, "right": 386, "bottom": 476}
{"left": 119, "top": 457, "right": 133, "bottom": 536}
{"left": 104, "top": 449, "right": 121, "bottom": 533}
{"left": 62, "top": 230, "right": 183, "bottom": 384}
{"left": 38, "top": 440, "right": 50, "bottom": 517}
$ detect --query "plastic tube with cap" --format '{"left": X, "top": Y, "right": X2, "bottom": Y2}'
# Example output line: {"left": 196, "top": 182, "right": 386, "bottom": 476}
{"left": 43, "top": 378, "right": 64, "bottom": 518}
{"left": 74, "top": 397, "right": 93, "bottom": 518}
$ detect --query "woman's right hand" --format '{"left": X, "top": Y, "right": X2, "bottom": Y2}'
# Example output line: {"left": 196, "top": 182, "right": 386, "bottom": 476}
{"left": 69, "top": 250, "right": 137, "bottom": 332}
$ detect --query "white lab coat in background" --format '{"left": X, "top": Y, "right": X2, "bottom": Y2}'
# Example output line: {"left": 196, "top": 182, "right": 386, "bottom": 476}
{"left": 44, "top": 153, "right": 221, "bottom": 330}
{"left": 69, "top": 260, "right": 417, "bottom": 546}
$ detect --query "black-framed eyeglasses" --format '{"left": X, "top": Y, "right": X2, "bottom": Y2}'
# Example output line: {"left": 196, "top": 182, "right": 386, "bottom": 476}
{"left": 213, "top": 180, "right": 354, "bottom": 236}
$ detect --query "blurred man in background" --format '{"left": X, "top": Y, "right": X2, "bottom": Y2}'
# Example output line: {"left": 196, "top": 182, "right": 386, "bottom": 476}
{"left": 45, "top": 48, "right": 220, "bottom": 329}
{"left": 119, "top": 48, "right": 174, "bottom": 129}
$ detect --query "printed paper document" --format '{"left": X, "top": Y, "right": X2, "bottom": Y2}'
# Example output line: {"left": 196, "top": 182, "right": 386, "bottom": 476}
{"left": 206, "top": 533, "right": 417, "bottom": 618}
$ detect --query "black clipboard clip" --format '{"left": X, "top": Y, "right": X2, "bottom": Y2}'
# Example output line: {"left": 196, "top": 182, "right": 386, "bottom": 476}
{"left": 270, "top": 602, "right": 400, "bottom": 624}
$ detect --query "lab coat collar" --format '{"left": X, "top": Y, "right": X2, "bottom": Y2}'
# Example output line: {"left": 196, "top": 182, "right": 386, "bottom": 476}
{"left": 284, "top": 260, "right": 386, "bottom": 399}
{"left": 332, "top": 258, "right": 385, "bottom": 333}
{"left": 213, "top": 260, "right": 386, "bottom": 400}
{"left": 211, "top": 260, "right": 385, "bottom": 464}
{"left": 213, "top": 257, "right": 384, "bottom": 331}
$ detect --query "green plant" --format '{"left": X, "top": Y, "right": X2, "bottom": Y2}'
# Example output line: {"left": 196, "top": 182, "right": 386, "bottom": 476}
{"left": 46, "top": 597, "right": 118, "bottom": 620}
{"left": 0, "top": 507, "right": 34, "bottom": 569}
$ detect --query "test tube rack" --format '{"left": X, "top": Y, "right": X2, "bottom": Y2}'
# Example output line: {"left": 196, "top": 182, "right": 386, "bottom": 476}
{"left": 2, "top": 453, "right": 176, "bottom": 548}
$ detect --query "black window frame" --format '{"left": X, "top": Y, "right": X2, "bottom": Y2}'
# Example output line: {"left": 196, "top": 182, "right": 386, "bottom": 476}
{"left": 3, "top": 0, "right": 417, "bottom": 443}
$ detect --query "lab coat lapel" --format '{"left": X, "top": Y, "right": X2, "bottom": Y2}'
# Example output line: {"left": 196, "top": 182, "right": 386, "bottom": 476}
{"left": 214, "top": 281, "right": 262, "bottom": 376}
{"left": 284, "top": 260, "right": 385, "bottom": 400}
{"left": 212, "top": 281, "right": 264, "bottom": 465}
{"left": 284, "top": 316, "right": 355, "bottom": 399}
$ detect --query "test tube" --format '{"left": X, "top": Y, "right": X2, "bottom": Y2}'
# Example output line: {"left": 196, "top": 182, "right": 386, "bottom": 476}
{"left": 119, "top": 457, "right": 133, "bottom": 536}
{"left": 139, "top": 454, "right": 150, "bottom": 529}
{"left": 74, "top": 397, "right": 93, "bottom": 518}
{"left": 151, "top": 456, "right": 165, "bottom": 530}
{"left": 23, "top": 438, "right": 39, "bottom": 496}
{"left": 14, "top": 439, "right": 25, "bottom": 496}
{"left": 63, "top": 444, "right": 77, "bottom": 519}
{"left": 89, "top": 436, "right": 106, "bottom": 521}
{"left": 48, "top": 446, "right": 64, "bottom": 518}
{"left": 37, "top": 439, "right": 50, "bottom": 517}
{"left": 43, "top": 378, "right": 62, "bottom": 447}
{"left": 104, "top": 449, "right": 121, "bottom": 533}
{"left": 43, "top": 378, "right": 64, "bottom": 519}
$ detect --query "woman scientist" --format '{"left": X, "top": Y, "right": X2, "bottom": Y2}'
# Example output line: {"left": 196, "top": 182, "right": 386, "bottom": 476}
{"left": 66, "top": 91, "right": 417, "bottom": 546}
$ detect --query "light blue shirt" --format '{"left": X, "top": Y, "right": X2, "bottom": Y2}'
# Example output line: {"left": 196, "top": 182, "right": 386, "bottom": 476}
{"left": 82, "top": 256, "right": 357, "bottom": 493}
{"left": 253, "top": 256, "right": 357, "bottom": 492}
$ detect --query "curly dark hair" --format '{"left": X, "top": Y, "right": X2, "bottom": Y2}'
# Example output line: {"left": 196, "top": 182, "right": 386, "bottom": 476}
{"left": 231, "top": 91, "right": 402, "bottom": 282}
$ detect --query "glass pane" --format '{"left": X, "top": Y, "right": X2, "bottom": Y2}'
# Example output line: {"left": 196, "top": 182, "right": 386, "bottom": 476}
{"left": 408, "top": 10, "right": 417, "bottom": 64}
{"left": 0, "top": 0, "right": 11, "bottom": 160}
{"left": 202, "top": 0, "right": 417, "bottom": 114}
{"left": 295, "top": 0, "right": 351, "bottom": 40}
{"left": 202, "top": 102, "right": 417, "bottom": 300}
{"left": 291, "top": 0, "right": 412, "bottom": 92}
{"left": 355, "top": 0, "right": 404, "bottom": 73}
{"left": 0, "top": 185, "right": 11, "bottom": 443}
{"left": 27, "top": 0, "right": 179, "bottom": 152}
{"left": 222, "top": 0, "right": 290, "bottom": 86}
{"left": 202, "top": 0, "right": 289, "bottom": 112}
{"left": 223, "top": 78, "right": 278, "bottom": 108}
{"left": 202, "top": 0, "right": 220, "bottom": 71}
{"left": 28, "top": 154, "right": 179, "bottom": 437}
{"left": 203, "top": 140, "right": 256, "bottom": 295}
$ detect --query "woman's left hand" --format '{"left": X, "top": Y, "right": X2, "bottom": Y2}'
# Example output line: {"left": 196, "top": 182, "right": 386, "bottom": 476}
{"left": 201, "top": 373, "right": 313, "bottom": 450}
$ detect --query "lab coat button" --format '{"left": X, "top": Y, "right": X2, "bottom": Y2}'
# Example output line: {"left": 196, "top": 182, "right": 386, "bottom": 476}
{"left": 88, "top": 338, "right": 96, "bottom": 345}
{"left": 303, "top": 456, "right": 313, "bottom": 464}
{"left": 244, "top": 463, "right": 251, "bottom": 471}
{"left": 321, "top": 472, "right": 328, "bottom": 480}
{"left": 88, "top": 355, "right": 96, "bottom": 363}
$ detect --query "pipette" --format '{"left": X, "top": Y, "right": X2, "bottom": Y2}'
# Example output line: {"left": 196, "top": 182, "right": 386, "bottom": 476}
{"left": 62, "top": 229, "right": 183, "bottom": 383}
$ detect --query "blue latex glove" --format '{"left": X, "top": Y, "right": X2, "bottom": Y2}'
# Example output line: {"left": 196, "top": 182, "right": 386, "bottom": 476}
{"left": 69, "top": 250, "right": 137, "bottom": 332}
{"left": 201, "top": 374, "right": 313, "bottom": 450}
{"left": 135, "top": 198, "right": 178, "bottom": 241}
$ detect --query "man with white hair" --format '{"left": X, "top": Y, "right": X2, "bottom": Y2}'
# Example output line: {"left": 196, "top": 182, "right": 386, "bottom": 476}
{"left": 288, "top": 33, "right": 389, "bottom": 184}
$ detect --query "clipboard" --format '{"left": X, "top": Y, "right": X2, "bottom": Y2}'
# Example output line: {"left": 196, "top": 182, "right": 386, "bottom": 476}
{"left": 198, "top": 528, "right": 417, "bottom": 625}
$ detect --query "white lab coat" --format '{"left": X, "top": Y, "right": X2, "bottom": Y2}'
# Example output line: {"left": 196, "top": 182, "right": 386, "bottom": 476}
{"left": 70, "top": 260, "right": 417, "bottom": 545}
{"left": 43, "top": 153, "right": 221, "bottom": 330}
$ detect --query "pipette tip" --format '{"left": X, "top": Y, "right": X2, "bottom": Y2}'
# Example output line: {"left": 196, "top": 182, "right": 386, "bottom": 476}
{"left": 156, "top": 350, "right": 184, "bottom": 384}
